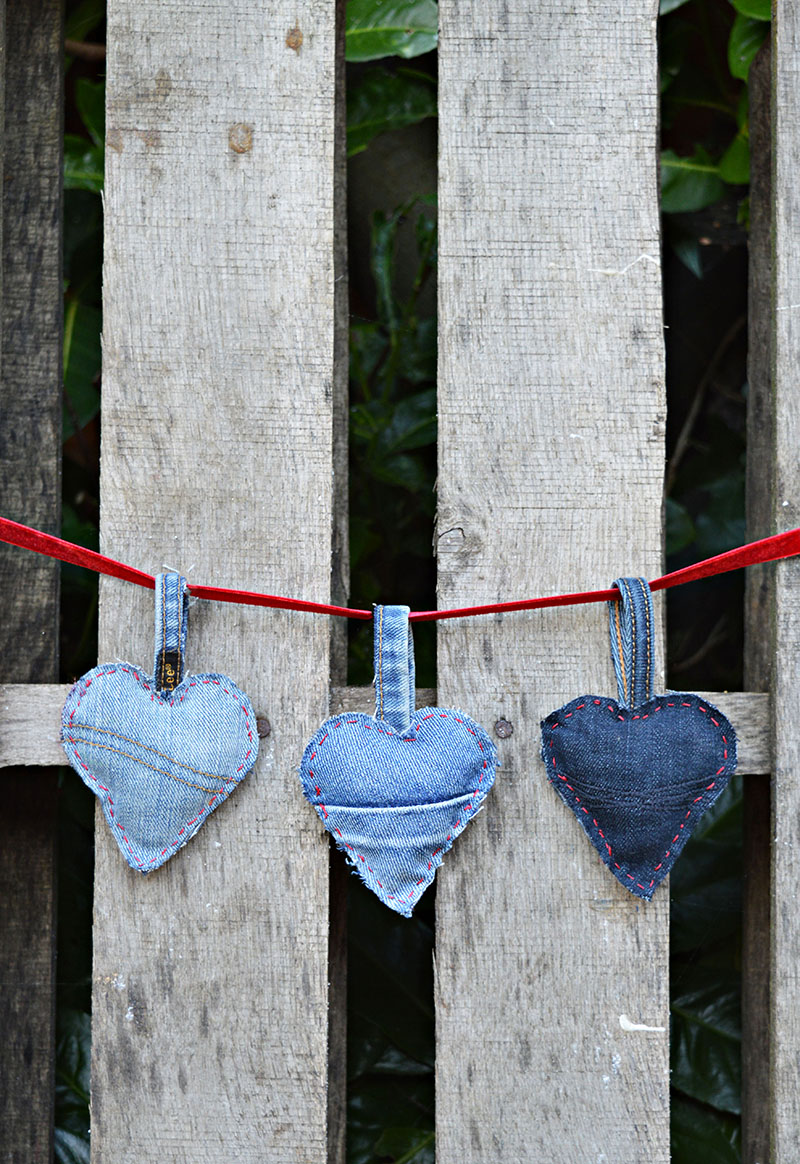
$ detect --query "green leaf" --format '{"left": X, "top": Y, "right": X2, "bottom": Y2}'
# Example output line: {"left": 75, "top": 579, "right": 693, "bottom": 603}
{"left": 346, "top": 0, "right": 438, "bottom": 62}
{"left": 729, "top": 0, "right": 770, "bottom": 19}
{"left": 670, "top": 778, "right": 743, "bottom": 953}
{"left": 695, "top": 468, "right": 746, "bottom": 557}
{"left": 728, "top": 14, "right": 769, "bottom": 81}
{"left": 54, "top": 1129, "right": 91, "bottom": 1164}
{"left": 75, "top": 79, "right": 105, "bottom": 147}
{"left": 661, "top": 148, "right": 725, "bottom": 214}
{"left": 348, "top": 68, "right": 437, "bottom": 156}
{"left": 671, "top": 966, "right": 741, "bottom": 1113}
{"left": 64, "top": 134, "right": 104, "bottom": 193}
{"left": 65, "top": 0, "right": 105, "bottom": 42}
{"left": 377, "top": 389, "right": 437, "bottom": 454}
{"left": 63, "top": 298, "right": 102, "bottom": 438}
{"left": 671, "top": 1096, "right": 741, "bottom": 1164}
{"left": 718, "top": 131, "right": 750, "bottom": 185}
{"left": 373, "top": 1126, "right": 436, "bottom": 1163}
{"left": 55, "top": 1008, "right": 91, "bottom": 1162}
{"left": 665, "top": 498, "right": 696, "bottom": 554}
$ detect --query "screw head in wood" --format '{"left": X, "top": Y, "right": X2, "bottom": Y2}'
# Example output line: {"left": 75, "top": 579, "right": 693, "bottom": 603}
{"left": 494, "top": 718, "right": 513, "bottom": 739}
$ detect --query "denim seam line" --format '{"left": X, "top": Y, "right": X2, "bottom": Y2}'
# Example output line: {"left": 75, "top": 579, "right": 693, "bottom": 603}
{"left": 66, "top": 721, "right": 242, "bottom": 783}
{"left": 64, "top": 735, "right": 233, "bottom": 795}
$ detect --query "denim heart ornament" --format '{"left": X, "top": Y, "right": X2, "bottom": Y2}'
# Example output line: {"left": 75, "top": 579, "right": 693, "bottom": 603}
{"left": 299, "top": 605, "right": 498, "bottom": 916}
{"left": 62, "top": 573, "right": 258, "bottom": 873}
{"left": 541, "top": 577, "right": 737, "bottom": 900}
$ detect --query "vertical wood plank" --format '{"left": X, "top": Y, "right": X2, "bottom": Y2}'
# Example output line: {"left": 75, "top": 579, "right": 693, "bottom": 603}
{"left": 435, "top": 3, "right": 669, "bottom": 1160}
{"left": 95, "top": 3, "right": 338, "bottom": 1159}
{"left": 741, "top": 41, "right": 771, "bottom": 1164}
{"left": 0, "top": 2, "right": 63, "bottom": 1160}
{"left": 771, "top": 4, "right": 800, "bottom": 1157}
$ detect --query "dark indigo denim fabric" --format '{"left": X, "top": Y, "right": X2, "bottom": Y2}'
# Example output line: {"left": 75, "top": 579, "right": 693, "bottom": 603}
{"left": 299, "top": 605, "right": 498, "bottom": 916}
{"left": 61, "top": 574, "right": 258, "bottom": 873}
{"left": 541, "top": 578, "right": 738, "bottom": 900}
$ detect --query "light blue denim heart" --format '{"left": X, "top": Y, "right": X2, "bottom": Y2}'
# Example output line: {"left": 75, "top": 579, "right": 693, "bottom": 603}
{"left": 61, "top": 574, "right": 258, "bottom": 873}
{"left": 299, "top": 605, "right": 498, "bottom": 916}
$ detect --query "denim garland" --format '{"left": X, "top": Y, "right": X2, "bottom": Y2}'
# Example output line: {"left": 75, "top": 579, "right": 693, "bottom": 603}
{"left": 541, "top": 577, "right": 738, "bottom": 900}
{"left": 299, "top": 605, "right": 498, "bottom": 916}
{"left": 61, "top": 573, "right": 258, "bottom": 873}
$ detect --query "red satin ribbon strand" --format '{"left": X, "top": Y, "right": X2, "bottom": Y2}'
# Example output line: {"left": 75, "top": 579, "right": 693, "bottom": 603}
{"left": 188, "top": 583, "right": 372, "bottom": 620}
{"left": 0, "top": 515, "right": 156, "bottom": 589}
{"left": 1, "top": 514, "right": 799, "bottom": 623}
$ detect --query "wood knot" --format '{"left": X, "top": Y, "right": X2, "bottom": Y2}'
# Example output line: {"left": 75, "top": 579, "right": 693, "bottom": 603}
{"left": 286, "top": 25, "right": 303, "bottom": 52}
{"left": 228, "top": 123, "right": 254, "bottom": 154}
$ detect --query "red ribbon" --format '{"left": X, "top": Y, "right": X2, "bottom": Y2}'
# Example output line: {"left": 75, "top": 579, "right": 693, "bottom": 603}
{"left": 1, "top": 514, "right": 798, "bottom": 623}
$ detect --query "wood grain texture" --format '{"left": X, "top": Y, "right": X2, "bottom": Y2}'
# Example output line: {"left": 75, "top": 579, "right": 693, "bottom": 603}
{"left": 435, "top": 2, "right": 669, "bottom": 1159}
{"left": 771, "top": 6, "right": 800, "bottom": 1158}
{"left": 0, "top": 2, "right": 62, "bottom": 1160}
{"left": 741, "top": 42, "right": 772, "bottom": 1164}
{"left": 95, "top": 3, "right": 338, "bottom": 1159}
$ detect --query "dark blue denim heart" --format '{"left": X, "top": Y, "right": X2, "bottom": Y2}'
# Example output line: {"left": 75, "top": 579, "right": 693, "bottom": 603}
{"left": 299, "top": 605, "right": 497, "bottom": 916}
{"left": 541, "top": 693, "right": 737, "bottom": 899}
{"left": 541, "top": 578, "right": 738, "bottom": 899}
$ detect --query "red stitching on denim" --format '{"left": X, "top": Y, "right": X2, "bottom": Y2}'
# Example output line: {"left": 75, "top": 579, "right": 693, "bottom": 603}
{"left": 307, "top": 711, "right": 491, "bottom": 907}
{"left": 546, "top": 696, "right": 733, "bottom": 889}
{"left": 64, "top": 663, "right": 255, "bottom": 871}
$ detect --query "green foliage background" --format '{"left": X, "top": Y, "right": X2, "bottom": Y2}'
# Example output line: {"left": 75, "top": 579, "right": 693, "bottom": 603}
{"left": 57, "top": 0, "right": 756, "bottom": 1160}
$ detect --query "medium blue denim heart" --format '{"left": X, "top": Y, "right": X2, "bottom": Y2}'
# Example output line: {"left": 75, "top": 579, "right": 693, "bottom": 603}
{"left": 541, "top": 578, "right": 737, "bottom": 900}
{"left": 61, "top": 574, "right": 258, "bottom": 873}
{"left": 299, "top": 605, "right": 497, "bottom": 916}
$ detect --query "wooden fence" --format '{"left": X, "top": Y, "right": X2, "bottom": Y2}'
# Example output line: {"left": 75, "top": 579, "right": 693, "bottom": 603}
{"left": 0, "top": 1, "right": 797, "bottom": 1161}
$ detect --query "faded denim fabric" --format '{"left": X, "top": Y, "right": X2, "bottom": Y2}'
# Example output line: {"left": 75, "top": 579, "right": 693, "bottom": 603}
{"left": 299, "top": 605, "right": 498, "bottom": 917}
{"left": 61, "top": 574, "right": 258, "bottom": 873}
{"left": 541, "top": 577, "right": 738, "bottom": 901}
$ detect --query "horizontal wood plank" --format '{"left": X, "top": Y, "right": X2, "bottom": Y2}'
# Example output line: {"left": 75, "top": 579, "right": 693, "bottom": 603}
{"left": 0, "top": 683, "right": 772, "bottom": 774}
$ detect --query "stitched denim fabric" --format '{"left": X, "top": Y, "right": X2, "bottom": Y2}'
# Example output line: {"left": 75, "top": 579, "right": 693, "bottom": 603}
{"left": 61, "top": 574, "right": 258, "bottom": 873}
{"left": 299, "top": 605, "right": 498, "bottom": 916}
{"left": 541, "top": 577, "right": 738, "bottom": 900}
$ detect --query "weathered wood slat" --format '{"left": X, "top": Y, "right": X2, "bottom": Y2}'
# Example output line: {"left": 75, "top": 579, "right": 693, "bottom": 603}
{"left": 94, "top": 2, "right": 338, "bottom": 1159}
{"left": 0, "top": 2, "right": 63, "bottom": 1160}
{"left": 436, "top": 2, "right": 669, "bottom": 1159}
{"left": 771, "top": 5, "right": 800, "bottom": 1156}
{"left": 742, "top": 42, "right": 772, "bottom": 1164}
{"left": 0, "top": 684, "right": 772, "bottom": 777}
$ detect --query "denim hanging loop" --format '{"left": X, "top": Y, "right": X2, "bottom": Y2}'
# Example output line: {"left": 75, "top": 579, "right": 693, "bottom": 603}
{"left": 61, "top": 571, "right": 258, "bottom": 873}
{"left": 374, "top": 604, "right": 415, "bottom": 735}
{"left": 608, "top": 576, "right": 656, "bottom": 709}
{"left": 153, "top": 572, "right": 189, "bottom": 692}
{"left": 299, "top": 603, "right": 498, "bottom": 917}
{"left": 541, "top": 571, "right": 738, "bottom": 901}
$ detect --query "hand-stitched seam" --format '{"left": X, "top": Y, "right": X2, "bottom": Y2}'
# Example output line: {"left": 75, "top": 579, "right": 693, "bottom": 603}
{"left": 66, "top": 736, "right": 234, "bottom": 794}
{"left": 305, "top": 712, "right": 492, "bottom": 906}
{"left": 545, "top": 698, "right": 734, "bottom": 891}
{"left": 66, "top": 722, "right": 241, "bottom": 783}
